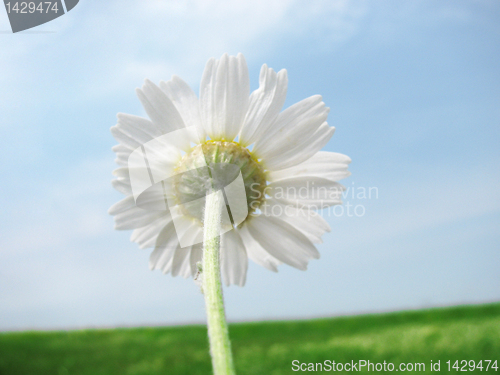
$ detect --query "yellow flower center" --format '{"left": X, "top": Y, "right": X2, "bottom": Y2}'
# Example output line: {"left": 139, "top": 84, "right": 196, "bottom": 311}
{"left": 173, "top": 141, "right": 266, "bottom": 224}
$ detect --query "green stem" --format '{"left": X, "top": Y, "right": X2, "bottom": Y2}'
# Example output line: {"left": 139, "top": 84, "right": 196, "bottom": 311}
{"left": 202, "top": 191, "right": 236, "bottom": 375}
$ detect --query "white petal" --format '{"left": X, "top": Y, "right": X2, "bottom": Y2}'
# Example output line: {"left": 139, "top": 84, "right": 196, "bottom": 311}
{"left": 167, "top": 210, "right": 204, "bottom": 247}
{"left": 112, "top": 144, "right": 132, "bottom": 167}
{"left": 136, "top": 79, "right": 185, "bottom": 134}
{"left": 112, "top": 167, "right": 130, "bottom": 179}
{"left": 111, "top": 178, "right": 132, "bottom": 195}
{"left": 135, "top": 185, "right": 174, "bottom": 211}
{"left": 220, "top": 229, "right": 248, "bottom": 287}
{"left": 149, "top": 221, "right": 179, "bottom": 273}
{"left": 110, "top": 126, "right": 142, "bottom": 149}
{"left": 238, "top": 225, "right": 281, "bottom": 272}
{"left": 200, "top": 53, "right": 250, "bottom": 141}
{"left": 179, "top": 250, "right": 194, "bottom": 279}
{"left": 263, "top": 123, "right": 335, "bottom": 171}
{"left": 160, "top": 76, "right": 205, "bottom": 142}
{"left": 246, "top": 215, "right": 319, "bottom": 271}
{"left": 108, "top": 196, "right": 135, "bottom": 215}
{"left": 189, "top": 244, "right": 203, "bottom": 277}
{"left": 113, "top": 167, "right": 168, "bottom": 200}
{"left": 266, "top": 176, "right": 345, "bottom": 207}
{"left": 171, "top": 246, "right": 192, "bottom": 278}
{"left": 113, "top": 206, "right": 164, "bottom": 230}
{"left": 199, "top": 57, "right": 217, "bottom": 138}
{"left": 239, "top": 65, "right": 287, "bottom": 146}
{"left": 130, "top": 215, "right": 172, "bottom": 249}
{"left": 116, "top": 113, "right": 163, "bottom": 145}
{"left": 141, "top": 138, "right": 182, "bottom": 180}
{"left": 268, "top": 151, "right": 351, "bottom": 182}
{"left": 170, "top": 223, "right": 202, "bottom": 278}
{"left": 254, "top": 95, "right": 327, "bottom": 156}
{"left": 173, "top": 224, "right": 203, "bottom": 278}
{"left": 260, "top": 199, "right": 331, "bottom": 244}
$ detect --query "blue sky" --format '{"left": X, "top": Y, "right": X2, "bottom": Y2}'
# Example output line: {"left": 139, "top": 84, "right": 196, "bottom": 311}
{"left": 1, "top": 0, "right": 499, "bottom": 330}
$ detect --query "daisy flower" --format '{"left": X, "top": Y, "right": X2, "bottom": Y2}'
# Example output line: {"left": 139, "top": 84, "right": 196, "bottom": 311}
{"left": 109, "top": 53, "right": 351, "bottom": 287}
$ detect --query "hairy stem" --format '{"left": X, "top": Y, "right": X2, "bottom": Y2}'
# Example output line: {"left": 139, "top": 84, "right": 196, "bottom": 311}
{"left": 202, "top": 191, "right": 236, "bottom": 375}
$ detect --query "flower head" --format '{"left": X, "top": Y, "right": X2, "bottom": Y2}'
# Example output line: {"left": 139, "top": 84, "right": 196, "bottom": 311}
{"left": 109, "top": 53, "right": 351, "bottom": 286}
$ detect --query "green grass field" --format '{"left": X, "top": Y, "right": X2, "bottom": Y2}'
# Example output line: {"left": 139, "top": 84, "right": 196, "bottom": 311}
{"left": 0, "top": 303, "right": 499, "bottom": 374}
